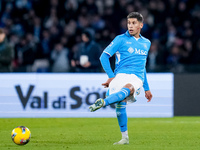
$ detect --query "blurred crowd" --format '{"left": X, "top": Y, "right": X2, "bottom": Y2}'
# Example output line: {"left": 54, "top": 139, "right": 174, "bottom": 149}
{"left": 0, "top": 0, "right": 200, "bottom": 73}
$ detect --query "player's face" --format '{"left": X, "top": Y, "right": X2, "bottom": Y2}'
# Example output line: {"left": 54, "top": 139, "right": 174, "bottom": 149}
{"left": 127, "top": 18, "right": 143, "bottom": 37}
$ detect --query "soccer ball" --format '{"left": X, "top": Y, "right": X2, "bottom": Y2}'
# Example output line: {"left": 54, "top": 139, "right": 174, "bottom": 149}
{"left": 11, "top": 126, "right": 31, "bottom": 145}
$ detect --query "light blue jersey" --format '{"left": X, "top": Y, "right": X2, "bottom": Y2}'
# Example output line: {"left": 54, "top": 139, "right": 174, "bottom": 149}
{"left": 100, "top": 30, "right": 151, "bottom": 91}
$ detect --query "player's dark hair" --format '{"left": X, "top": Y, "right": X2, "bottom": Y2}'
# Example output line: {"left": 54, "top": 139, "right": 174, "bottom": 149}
{"left": 127, "top": 12, "right": 144, "bottom": 23}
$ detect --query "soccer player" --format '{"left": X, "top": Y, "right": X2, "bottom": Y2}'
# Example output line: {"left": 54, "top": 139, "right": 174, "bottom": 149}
{"left": 89, "top": 12, "right": 153, "bottom": 145}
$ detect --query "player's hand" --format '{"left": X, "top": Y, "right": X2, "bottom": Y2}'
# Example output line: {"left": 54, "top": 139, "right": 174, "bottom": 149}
{"left": 102, "top": 77, "right": 114, "bottom": 88}
{"left": 145, "top": 90, "right": 152, "bottom": 102}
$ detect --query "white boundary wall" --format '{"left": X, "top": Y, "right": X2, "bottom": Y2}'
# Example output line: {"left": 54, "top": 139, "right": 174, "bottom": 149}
{"left": 0, "top": 73, "right": 173, "bottom": 118}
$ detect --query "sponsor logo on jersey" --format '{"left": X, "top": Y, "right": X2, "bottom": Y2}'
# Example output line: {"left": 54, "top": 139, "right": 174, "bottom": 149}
{"left": 134, "top": 48, "right": 147, "bottom": 55}
{"left": 128, "top": 47, "right": 147, "bottom": 55}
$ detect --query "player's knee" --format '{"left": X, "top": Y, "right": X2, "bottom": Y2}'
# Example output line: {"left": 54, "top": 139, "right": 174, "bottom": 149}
{"left": 123, "top": 83, "right": 134, "bottom": 95}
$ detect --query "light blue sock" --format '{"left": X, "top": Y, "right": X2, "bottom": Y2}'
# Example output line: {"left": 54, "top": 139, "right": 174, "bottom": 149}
{"left": 116, "top": 101, "right": 127, "bottom": 132}
{"left": 104, "top": 88, "right": 130, "bottom": 106}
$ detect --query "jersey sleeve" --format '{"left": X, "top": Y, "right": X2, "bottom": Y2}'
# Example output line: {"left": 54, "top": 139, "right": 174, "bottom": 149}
{"left": 99, "top": 52, "right": 115, "bottom": 78}
{"left": 143, "top": 68, "right": 150, "bottom": 91}
{"left": 148, "top": 41, "right": 151, "bottom": 52}
{"left": 103, "top": 36, "right": 122, "bottom": 57}
{"left": 143, "top": 40, "right": 151, "bottom": 91}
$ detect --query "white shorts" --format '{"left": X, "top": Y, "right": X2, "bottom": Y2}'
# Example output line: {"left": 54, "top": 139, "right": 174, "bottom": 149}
{"left": 108, "top": 73, "right": 143, "bottom": 104}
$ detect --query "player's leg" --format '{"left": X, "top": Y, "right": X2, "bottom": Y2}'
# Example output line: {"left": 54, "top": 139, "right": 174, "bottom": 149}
{"left": 114, "top": 75, "right": 143, "bottom": 145}
{"left": 113, "top": 100, "right": 129, "bottom": 145}
{"left": 104, "top": 83, "right": 134, "bottom": 106}
{"left": 89, "top": 83, "right": 134, "bottom": 112}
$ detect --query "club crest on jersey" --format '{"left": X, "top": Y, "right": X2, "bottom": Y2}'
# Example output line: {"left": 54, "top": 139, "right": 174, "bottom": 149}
{"left": 128, "top": 47, "right": 134, "bottom": 53}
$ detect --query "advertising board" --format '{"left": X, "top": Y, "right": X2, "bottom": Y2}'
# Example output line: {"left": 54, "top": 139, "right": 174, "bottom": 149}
{"left": 0, "top": 73, "right": 173, "bottom": 118}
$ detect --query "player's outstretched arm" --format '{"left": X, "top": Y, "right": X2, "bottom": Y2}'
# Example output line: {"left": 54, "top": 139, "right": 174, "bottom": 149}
{"left": 145, "top": 90, "right": 152, "bottom": 102}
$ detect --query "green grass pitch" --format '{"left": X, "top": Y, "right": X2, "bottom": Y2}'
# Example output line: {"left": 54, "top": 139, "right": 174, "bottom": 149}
{"left": 0, "top": 117, "right": 200, "bottom": 150}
